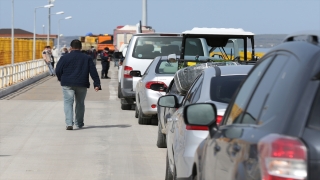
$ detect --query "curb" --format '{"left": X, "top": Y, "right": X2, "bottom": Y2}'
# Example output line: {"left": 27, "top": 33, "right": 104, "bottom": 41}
{"left": 0, "top": 72, "right": 50, "bottom": 98}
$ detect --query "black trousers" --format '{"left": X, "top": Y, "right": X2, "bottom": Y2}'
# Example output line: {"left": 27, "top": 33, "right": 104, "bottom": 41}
{"left": 101, "top": 61, "right": 110, "bottom": 77}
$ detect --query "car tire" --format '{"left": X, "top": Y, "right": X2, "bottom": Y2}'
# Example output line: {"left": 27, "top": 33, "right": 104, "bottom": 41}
{"left": 135, "top": 106, "right": 139, "bottom": 118}
{"left": 138, "top": 105, "right": 151, "bottom": 125}
{"left": 118, "top": 83, "right": 122, "bottom": 98}
{"left": 165, "top": 152, "right": 175, "bottom": 180}
{"left": 157, "top": 120, "right": 167, "bottom": 148}
{"left": 192, "top": 174, "right": 198, "bottom": 180}
{"left": 121, "top": 104, "right": 131, "bottom": 110}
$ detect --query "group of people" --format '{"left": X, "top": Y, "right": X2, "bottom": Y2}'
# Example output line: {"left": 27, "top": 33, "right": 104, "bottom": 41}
{"left": 42, "top": 46, "right": 56, "bottom": 76}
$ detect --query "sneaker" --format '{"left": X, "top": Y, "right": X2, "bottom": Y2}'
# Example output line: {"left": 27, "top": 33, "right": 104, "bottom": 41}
{"left": 105, "top": 76, "right": 111, "bottom": 79}
{"left": 66, "top": 126, "right": 73, "bottom": 130}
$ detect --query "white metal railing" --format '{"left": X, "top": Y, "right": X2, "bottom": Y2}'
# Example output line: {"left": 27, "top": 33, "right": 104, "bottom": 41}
{"left": 0, "top": 59, "right": 48, "bottom": 89}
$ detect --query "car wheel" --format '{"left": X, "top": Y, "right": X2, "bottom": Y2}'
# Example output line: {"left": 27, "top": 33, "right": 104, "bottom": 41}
{"left": 157, "top": 120, "right": 167, "bottom": 148}
{"left": 117, "top": 83, "right": 122, "bottom": 98}
{"left": 135, "top": 106, "right": 139, "bottom": 118}
{"left": 192, "top": 174, "right": 198, "bottom": 180}
{"left": 138, "top": 105, "right": 151, "bottom": 125}
{"left": 165, "top": 152, "right": 174, "bottom": 180}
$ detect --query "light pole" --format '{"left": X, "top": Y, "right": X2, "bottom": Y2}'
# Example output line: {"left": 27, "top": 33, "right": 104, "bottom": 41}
{"left": 33, "top": 4, "right": 54, "bottom": 61}
{"left": 11, "top": 0, "right": 14, "bottom": 65}
{"left": 49, "top": 11, "right": 64, "bottom": 48}
{"left": 58, "top": 16, "right": 72, "bottom": 56}
{"left": 43, "top": 25, "right": 45, "bottom": 34}
{"left": 48, "top": 0, "right": 55, "bottom": 45}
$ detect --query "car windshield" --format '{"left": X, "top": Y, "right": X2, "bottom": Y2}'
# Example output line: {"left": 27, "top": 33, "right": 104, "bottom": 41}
{"left": 132, "top": 37, "right": 182, "bottom": 59}
{"left": 208, "top": 38, "right": 252, "bottom": 61}
{"left": 155, "top": 60, "right": 179, "bottom": 74}
{"left": 210, "top": 75, "right": 247, "bottom": 103}
{"left": 184, "top": 37, "right": 253, "bottom": 61}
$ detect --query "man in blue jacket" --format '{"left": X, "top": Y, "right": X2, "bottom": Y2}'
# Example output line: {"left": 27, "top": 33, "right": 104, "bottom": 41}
{"left": 56, "top": 39, "right": 101, "bottom": 130}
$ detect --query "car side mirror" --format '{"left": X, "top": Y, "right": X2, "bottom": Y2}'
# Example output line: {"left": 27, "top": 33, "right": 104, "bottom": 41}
{"left": 150, "top": 84, "right": 167, "bottom": 92}
{"left": 168, "top": 54, "right": 177, "bottom": 63}
{"left": 158, "top": 95, "right": 179, "bottom": 108}
{"left": 130, "top": 70, "right": 142, "bottom": 77}
{"left": 183, "top": 103, "right": 218, "bottom": 137}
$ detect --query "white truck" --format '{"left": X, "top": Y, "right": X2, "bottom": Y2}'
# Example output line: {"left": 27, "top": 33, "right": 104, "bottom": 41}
{"left": 113, "top": 25, "right": 155, "bottom": 51}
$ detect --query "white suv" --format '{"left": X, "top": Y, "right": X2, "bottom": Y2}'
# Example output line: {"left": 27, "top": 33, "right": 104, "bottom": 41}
{"left": 119, "top": 33, "right": 181, "bottom": 110}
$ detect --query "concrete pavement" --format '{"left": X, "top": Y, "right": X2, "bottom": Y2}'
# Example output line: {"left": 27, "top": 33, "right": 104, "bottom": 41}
{"left": 0, "top": 62, "right": 166, "bottom": 180}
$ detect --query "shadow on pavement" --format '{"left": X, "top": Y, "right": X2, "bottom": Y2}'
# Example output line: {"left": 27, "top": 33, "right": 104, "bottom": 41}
{"left": 74, "top": 124, "right": 132, "bottom": 130}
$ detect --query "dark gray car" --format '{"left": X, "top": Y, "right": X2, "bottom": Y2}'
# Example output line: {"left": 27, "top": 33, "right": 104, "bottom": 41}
{"left": 185, "top": 31, "right": 320, "bottom": 180}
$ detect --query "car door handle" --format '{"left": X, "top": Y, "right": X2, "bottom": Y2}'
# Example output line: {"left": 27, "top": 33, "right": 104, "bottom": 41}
{"left": 167, "top": 118, "right": 177, "bottom": 122}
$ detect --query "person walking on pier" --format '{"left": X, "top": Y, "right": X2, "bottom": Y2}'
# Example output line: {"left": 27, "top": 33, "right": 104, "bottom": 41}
{"left": 42, "top": 46, "right": 56, "bottom": 76}
{"left": 55, "top": 39, "right": 101, "bottom": 130}
{"left": 100, "top": 47, "right": 111, "bottom": 79}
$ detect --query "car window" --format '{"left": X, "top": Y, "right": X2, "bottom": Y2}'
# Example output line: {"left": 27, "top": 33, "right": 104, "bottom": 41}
{"left": 156, "top": 60, "right": 179, "bottom": 74}
{"left": 240, "top": 55, "right": 289, "bottom": 125}
{"left": 185, "top": 38, "right": 204, "bottom": 56}
{"left": 183, "top": 74, "right": 203, "bottom": 106}
{"left": 143, "top": 59, "right": 154, "bottom": 75}
{"left": 258, "top": 56, "right": 300, "bottom": 124}
{"left": 133, "top": 37, "right": 182, "bottom": 59}
{"left": 191, "top": 80, "right": 203, "bottom": 103}
{"left": 210, "top": 75, "right": 247, "bottom": 103}
{"left": 308, "top": 85, "right": 320, "bottom": 131}
{"left": 224, "top": 56, "right": 274, "bottom": 125}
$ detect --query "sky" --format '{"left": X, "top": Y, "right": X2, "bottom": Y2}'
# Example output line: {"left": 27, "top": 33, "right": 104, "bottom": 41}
{"left": 0, "top": 0, "right": 319, "bottom": 36}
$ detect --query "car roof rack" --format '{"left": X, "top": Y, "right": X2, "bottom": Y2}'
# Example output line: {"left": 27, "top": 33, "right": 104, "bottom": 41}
{"left": 182, "top": 27, "right": 254, "bottom": 36}
{"left": 284, "top": 30, "right": 320, "bottom": 45}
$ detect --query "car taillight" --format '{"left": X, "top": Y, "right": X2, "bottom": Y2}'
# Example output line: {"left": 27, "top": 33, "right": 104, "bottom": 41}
{"left": 124, "top": 66, "right": 133, "bottom": 78}
{"left": 186, "top": 125, "right": 208, "bottom": 131}
{"left": 216, "top": 115, "right": 223, "bottom": 125}
{"left": 145, "top": 81, "right": 167, "bottom": 91}
{"left": 258, "top": 134, "right": 307, "bottom": 180}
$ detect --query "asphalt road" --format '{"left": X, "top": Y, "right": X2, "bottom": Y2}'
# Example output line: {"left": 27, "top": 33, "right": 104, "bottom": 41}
{"left": 0, "top": 62, "right": 166, "bottom": 180}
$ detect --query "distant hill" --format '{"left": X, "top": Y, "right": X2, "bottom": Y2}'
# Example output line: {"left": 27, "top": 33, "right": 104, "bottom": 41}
{"left": 55, "top": 34, "right": 288, "bottom": 49}
{"left": 255, "top": 34, "right": 287, "bottom": 48}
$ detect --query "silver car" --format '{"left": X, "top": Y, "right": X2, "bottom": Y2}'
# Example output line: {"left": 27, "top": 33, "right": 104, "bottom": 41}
{"left": 158, "top": 65, "right": 253, "bottom": 179}
{"left": 130, "top": 56, "right": 179, "bottom": 125}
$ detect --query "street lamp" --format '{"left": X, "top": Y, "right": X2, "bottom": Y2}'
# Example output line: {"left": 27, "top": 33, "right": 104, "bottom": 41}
{"left": 48, "top": 0, "right": 55, "bottom": 45}
{"left": 58, "top": 16, "right": 72, "bottom": 56}
{"left": 49, "top": 11, "right": 64, "bottom": 48}
{"left": 33, "top": 4, "right": 54, "bottom": 61}
{"left": 11, "top": 0, "right": 14, "bottom": 65}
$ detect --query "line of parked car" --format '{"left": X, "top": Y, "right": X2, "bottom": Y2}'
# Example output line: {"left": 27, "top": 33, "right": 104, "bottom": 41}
{"left": 117, "top": 28, "right": 320, "bottom": 180}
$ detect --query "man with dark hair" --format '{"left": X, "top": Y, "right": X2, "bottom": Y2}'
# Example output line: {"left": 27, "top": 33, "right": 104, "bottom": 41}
{"left": 100, "top": 47, "right": 111, "bottom": 79}
{"left": 55, "top": 39, "right": 101, "bottom": 130}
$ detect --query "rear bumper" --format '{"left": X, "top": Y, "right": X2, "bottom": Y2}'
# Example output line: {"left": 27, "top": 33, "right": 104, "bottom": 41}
{"left": 121, "top": 88, "right": 135, "bottom": 98}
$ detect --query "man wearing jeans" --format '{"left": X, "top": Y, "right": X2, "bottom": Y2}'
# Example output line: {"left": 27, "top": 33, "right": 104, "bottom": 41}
{"left": 56, "top": 40, "right": 101, "bottom": 130}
